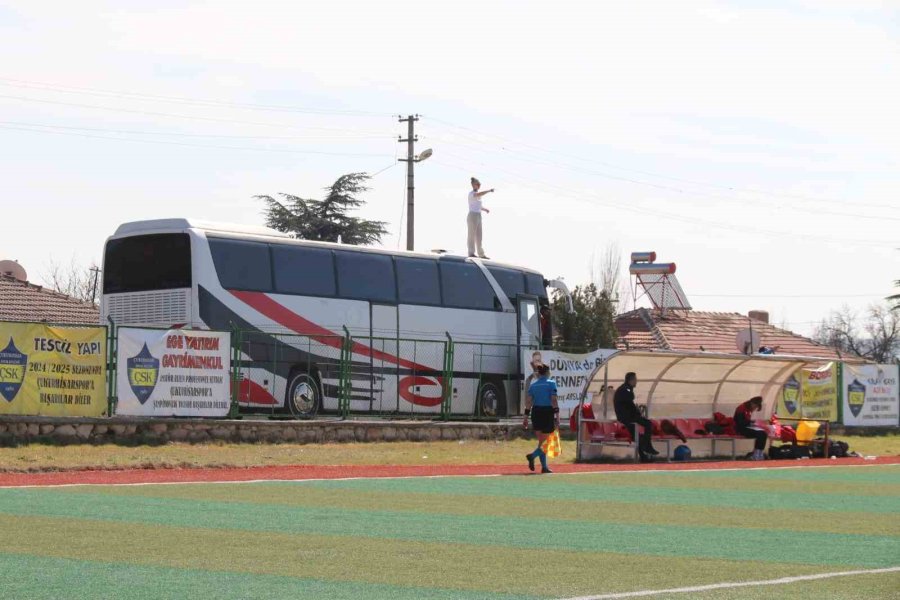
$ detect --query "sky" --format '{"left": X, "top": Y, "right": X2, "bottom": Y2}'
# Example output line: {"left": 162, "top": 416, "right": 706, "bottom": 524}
{"left": 1, "top": 0, "right": 898, "bottom": 338}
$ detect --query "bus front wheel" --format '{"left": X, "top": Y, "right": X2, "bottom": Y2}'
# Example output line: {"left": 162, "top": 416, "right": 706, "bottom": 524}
{"left": 286, "top": 370, "right": 320, "bottom": 418}
{"left": 478, "top": 380, "right": 506, "bottom": 418}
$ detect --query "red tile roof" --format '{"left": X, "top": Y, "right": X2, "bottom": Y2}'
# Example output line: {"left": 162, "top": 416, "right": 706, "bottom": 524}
{"left": 0, "top": 275, "right": 100, "bottom": 325}
{"left": 615, "top": 308, "right": 843, "bottom": 360}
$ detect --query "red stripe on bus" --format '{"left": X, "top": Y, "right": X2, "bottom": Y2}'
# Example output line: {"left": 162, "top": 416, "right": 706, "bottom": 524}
{"left": 234, "top": 377, "right": 278, "bottom": 405}
{"left": 229, "top": 290, "right": 429, "bottom": 372}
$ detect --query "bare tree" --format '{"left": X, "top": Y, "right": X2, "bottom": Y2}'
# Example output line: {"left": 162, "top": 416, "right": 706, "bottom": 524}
{"left": 42, "top": 257, "right": 100, "bottom": 305}
{"left": 813, "top": 303, "right": 900, "bottom": 363}
{"left": 589, "top": 243, "right": 627, "bottom": 311}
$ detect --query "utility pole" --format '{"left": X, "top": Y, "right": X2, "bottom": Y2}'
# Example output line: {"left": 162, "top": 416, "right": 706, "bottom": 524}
{"left": 89, "top": 265, "right": 101, "bottom": 305}
{"left": 398, "top": 115, "right": 418, "bottom": 251}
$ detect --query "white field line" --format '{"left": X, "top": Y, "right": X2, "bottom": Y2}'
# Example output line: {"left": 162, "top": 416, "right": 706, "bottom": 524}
{"left": 0, "top": 461, "right": 895, "bottom": 489}
{"left": 556, "top": 566, "right": 900, "bottom": 600}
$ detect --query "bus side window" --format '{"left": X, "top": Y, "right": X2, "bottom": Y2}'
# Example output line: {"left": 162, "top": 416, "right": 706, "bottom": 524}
{"left": 208, "top": 238, "right": 272, "bottom": 292}
{"left": 487, "top": 266, "right": 526, "bottom": 300}
{"left": 440, "top": 261, "right": 498, "bottom": 310}
{"left": 272, "top": 245, "right": 336, "bottom": 296}
{"left": 525, "top": 272, "right": 547, "bottom": 299}
{"left": 335, "top": 250, "right": 396, "bottom": 303}
{"left": 396, "top": 258, "right": 440, "bottom": 305}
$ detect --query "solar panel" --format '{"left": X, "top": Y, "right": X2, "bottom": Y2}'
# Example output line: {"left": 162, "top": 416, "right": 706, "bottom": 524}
{"left": 635, "top": 273, "right": 692, "bottom": 310}
{"left": 628, "top": 252, "right": 692, "bottom": 311}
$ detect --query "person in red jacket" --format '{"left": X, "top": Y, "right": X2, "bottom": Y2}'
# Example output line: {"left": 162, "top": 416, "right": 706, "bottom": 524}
{"left": 734, "top": 396, "right": 767, "bottom": 461}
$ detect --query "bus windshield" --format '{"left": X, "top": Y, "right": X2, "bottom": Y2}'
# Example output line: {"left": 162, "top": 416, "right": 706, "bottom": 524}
{"left": 103, "top": 233, "right": 192, "bottom": 294}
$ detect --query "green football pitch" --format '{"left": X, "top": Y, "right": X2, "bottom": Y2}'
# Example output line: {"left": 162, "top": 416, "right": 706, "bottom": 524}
{"left": 0, "top": 465, "right": 898, "bottom": 599}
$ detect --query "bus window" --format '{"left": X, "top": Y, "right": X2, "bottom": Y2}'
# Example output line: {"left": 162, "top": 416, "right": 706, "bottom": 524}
{"left": 525, "top": 272, "right": 547, "bottom": 298}
{"left": 208, "top": 238, "right": 272, "bottom": 292}
{"left": 335, "top": 250, "right": 396, "bottom": 303}
{"left": 440, "top": 261, "right": 497, "bottom": 310}
{"left": 396, "top": 257, "right": 440, "bottom": 305}
{"left": 487, "top": 266, "right": 526, "bottom": 299}
{"left": 272, "top": 245, "right": 336, "bottom": 296}
{"left": 103, "top": 233, "right": 191, "bottom": 294}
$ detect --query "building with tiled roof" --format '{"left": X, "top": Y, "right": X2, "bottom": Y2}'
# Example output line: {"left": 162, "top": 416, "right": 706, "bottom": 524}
{"left": 615, "top": 307, "right": 844, "bottom": 360}
{"left": 0, "top": 274, "right": 100, "bottom": 325}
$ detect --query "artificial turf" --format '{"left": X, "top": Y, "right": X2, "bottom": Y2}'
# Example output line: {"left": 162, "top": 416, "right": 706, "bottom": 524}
{"left": 0, "top": 465, "right": 897, "bottom": 599}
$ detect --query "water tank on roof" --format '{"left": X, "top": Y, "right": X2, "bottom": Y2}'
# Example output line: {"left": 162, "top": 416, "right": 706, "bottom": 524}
{"left": 0, "top": 260, "right": 27, "bottom": 282}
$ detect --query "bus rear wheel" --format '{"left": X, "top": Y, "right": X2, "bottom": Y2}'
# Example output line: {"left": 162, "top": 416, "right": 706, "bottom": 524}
{"left": 286, "top": 370, "right": 320, "bottom": 418}
{"left": 478, "top": 380, "right": 506, "bottom": 418}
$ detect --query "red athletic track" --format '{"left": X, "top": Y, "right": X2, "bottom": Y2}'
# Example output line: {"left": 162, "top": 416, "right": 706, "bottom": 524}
{"left": 1, "top": 456, "right": 897, "bottom": 487}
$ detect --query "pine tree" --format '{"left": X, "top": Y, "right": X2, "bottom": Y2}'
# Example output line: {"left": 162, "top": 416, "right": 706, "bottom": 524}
{"left": 256, "top": 172, "right": 388, "bottom": 245}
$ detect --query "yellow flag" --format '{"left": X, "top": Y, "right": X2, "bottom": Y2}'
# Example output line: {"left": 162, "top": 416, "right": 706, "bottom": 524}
{"left": 541, "top": 429, "right": 561, "bottom": 458}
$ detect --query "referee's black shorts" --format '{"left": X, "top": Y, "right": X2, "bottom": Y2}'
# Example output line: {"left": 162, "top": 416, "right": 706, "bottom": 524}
{"left": 531, "top": 406, "right": 556, "bottom": 434}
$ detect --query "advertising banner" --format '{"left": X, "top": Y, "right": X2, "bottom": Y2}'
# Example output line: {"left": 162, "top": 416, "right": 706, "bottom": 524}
{"left": 776, "top": 362, "right": 838, "bottom": 422}
{"left": 841, "top": 364, "right": 899, "bottom": 427}
{"left": 116, "top": 328, "right": 231, "bottom": 417}
{"left": 0, "top": 321, "right": 107, "bottom": 416}
{"left": 521, "top": 348, "right": 617, "bottom": 418}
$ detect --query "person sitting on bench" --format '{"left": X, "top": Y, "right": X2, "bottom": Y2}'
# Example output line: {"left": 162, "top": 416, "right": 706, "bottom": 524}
{"left": 614, "top": 372, "right": 658, "bottom": 462}
{"left": 734, "top": 396, "right": 767, "bottom": 461}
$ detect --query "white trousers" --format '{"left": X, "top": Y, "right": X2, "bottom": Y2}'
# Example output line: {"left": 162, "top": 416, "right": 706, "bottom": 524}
{"left": 466, "top": 212, "right": 484, "bottom": 257}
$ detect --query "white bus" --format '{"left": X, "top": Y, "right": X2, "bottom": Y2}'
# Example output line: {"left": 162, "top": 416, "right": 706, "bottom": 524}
{"left": 101, "top": 219, "right": 564, "bottom": 417}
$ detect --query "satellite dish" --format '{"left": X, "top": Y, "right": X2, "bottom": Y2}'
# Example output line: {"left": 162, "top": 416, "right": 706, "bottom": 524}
{"left": 417, "top": 148, "right": 433, "bottom": 161}
{"left": 735, "top": 329, "right": 761, "bottom": 355}
{"left": 0, "top": 260, "right": 27, "bottom": 282}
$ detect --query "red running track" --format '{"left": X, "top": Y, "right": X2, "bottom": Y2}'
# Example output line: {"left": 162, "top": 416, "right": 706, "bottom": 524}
{"left": 1, "top": 456, "right": 897, "bottom": 487}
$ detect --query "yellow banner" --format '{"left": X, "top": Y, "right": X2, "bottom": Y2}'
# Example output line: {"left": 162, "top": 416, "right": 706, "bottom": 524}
{"left": 0, "top": 322, "right": 107, "bottom": 416}
{"left": 776, "top": 362, "right": 838, "bottom": 422}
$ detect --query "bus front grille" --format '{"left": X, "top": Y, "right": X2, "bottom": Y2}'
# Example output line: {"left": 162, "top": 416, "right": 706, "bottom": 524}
{"left": 104, "top": 289, "right": 190, "bottom": 327}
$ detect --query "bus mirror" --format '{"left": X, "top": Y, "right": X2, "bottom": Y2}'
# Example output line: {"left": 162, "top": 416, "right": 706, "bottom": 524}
{"left": 547, "top": 278, "right": 575, "bottom": 315}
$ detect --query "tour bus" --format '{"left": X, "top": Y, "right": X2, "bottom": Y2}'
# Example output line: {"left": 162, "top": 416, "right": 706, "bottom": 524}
{"left": 101, "top": 219, "right": 566, "bottom": 417}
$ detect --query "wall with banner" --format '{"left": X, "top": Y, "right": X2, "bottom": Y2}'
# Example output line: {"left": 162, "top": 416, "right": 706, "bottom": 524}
{"left": 521, "top": 348, "right": 617, "bottom": 419}
{"left": 116, "top": 328, "right": 231, "bottom": 417}
{"left": 776, "top": 362, "right": 839, "bottom": 422}
{"left": 0, "top": 321, "right": 107, "bottom": 416}
{"left": 842, "top": 363, "right": 899, "bottom": 427}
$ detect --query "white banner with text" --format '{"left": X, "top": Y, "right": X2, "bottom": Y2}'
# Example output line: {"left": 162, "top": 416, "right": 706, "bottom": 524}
{"left": 521, "top": 348, "right": 617, "bottom": 419}
{"left": 842, "top": 363, "right": 899, "bottom": 427}
{"left": 116, "top": 328, "right": 231, "bottom": 417}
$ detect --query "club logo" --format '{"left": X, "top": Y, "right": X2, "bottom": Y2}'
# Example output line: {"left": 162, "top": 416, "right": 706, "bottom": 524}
{"left": 127, "top": 343, "right": 159, "bottom": 404}
{"left": 847, "top": 378, "right": 866, "bottom": 418}
{"left": 782, "top": 375, "right": 800, "bottom": 415}
{"left": 0, "top": 337, "right": 27, "bottom": 402}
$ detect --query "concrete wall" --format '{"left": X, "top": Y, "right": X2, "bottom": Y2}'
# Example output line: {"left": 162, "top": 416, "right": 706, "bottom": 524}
{"left": 0, "top": 416, "right": 530, "bottom": 446}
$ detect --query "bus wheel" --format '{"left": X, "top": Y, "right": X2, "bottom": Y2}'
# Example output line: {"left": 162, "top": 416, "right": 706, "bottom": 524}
{"left": 286, "top": 370, "right": 320, "bottom": 418}
{"left": 478, "top": 380, "right": 506, "bottom": 418}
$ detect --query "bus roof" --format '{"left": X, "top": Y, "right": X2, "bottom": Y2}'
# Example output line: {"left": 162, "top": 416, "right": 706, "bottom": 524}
{"left": 112, "top": 218, "right": 545, "bottom": 276}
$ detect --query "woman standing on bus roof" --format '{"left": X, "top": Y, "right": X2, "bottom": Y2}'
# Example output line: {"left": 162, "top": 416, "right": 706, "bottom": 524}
{"left": 467, "top": 177, "right": 494, "bottom": 259}
{"left": 523, "top": 363, "right": 558, "bottom": 474}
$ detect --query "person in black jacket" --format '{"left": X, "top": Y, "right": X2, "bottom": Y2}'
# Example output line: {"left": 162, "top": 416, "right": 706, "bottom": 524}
{"left": 614, "top": 372, "right": 658, "bottom": 461}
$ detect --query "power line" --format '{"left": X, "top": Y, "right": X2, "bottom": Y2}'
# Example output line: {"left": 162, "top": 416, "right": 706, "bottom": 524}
{"left": 0, "top": 77, "right": 394, "bottom": 117}
{"left": 0, "top": 124, "right": 394, "bottom": 157}
{"left": 428, "top": 134, "right": 900, "bottom": 221}
{"left": 0, "top": 120, "right": 392, "bottom": 140}
{"left": 426, "top": 116, "right": 900, "bottom": 212}
{"left": 0, "top": 94, "right": 391, "bottom": 133}
{"left": 429, "top": 155, "right": 895, "bottom": 247}
{"left": 692, "top": 293, "right": 888, "bottom": 298}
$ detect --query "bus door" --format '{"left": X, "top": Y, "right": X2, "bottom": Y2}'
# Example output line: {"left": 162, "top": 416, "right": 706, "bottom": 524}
{"left": 517, "top": 295, "right": 541, "bottom": 350}
{"left": 370, "top": 303, "right": 399, "bottom": 413}
{"left": 517, "top": 295, "right": 541, "bottom": 412}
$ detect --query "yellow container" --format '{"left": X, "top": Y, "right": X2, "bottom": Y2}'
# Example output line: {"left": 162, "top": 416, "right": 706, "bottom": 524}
{"left": 796, "top": 420, "right": 820, "bottom": 444}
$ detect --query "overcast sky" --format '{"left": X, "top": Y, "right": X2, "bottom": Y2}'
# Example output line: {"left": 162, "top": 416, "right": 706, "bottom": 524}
{"left": 1, "top": 0, "right": 897, "bottom": 337}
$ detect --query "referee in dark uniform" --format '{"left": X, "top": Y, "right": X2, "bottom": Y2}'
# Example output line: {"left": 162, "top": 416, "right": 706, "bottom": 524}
{"left": 523, "top": 363, "right": 558, "bottom": 474}
{"left": 614, "top": 372, "right": 659, "bottom": 462}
